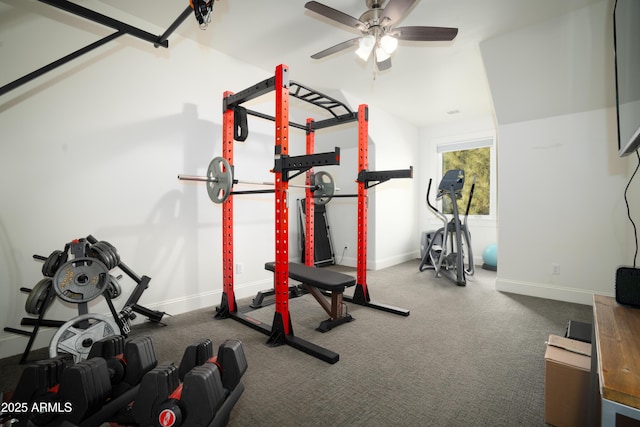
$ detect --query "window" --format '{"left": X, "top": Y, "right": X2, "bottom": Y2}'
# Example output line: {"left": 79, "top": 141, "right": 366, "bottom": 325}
{"left": 438, "top": 137, "right": 494, "bottom": 216}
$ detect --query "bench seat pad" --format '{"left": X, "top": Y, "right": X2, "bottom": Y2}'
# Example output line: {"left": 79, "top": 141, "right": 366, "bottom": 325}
{"left": 264, "top": 262, "right": 355, "bottom": 292}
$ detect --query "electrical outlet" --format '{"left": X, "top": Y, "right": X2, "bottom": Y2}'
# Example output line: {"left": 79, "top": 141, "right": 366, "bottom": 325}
{"left": 552, "top": 263, "right": 560, "bottom": 275}
{"left": 343, "top": 245, "right": 348, "bottom": 252}
{"left": 236, "top": 263, "right": 243, "bottom": 274}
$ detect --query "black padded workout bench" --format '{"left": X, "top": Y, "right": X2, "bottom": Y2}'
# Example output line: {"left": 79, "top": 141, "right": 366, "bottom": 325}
{"left": 265, "top": 262, "right": 355, "bottom": 332}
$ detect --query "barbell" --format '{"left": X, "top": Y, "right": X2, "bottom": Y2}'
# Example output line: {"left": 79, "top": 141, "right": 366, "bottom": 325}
{"left": 178, "top": 156, "right": 336, "bottom": 205}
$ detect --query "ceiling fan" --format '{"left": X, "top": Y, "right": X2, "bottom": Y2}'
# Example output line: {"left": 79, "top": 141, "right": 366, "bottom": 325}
{"left": 305, "top": 0, "right": 458, "bottom": 71}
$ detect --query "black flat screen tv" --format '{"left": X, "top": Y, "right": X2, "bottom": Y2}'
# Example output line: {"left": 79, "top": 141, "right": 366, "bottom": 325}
{"left": 614, "top": 0, "right": 640, "bottom": 157}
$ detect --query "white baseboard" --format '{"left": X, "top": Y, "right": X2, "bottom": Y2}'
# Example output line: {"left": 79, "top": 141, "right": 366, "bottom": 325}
{"left": 0, "top": 278, "right": 272, "bottom": 360}
{"left": 336, "top": 256, "right": 357, "bottom": 268}
{"left": 495, "top": 277, "right": 605, "bottom": 306}
{"left": 335, "top": 252, "right": 418, "bottom": 270}
{"left": 372, "top": 251, "right": 420, "bottom": 270}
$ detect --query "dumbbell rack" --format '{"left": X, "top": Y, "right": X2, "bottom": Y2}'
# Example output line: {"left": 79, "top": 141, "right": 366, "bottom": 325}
{"left": 4, "top": 335, "right": 247, "bottom": 426}
{"left": 3, "top": 234, "right": 166, "bottom": 364}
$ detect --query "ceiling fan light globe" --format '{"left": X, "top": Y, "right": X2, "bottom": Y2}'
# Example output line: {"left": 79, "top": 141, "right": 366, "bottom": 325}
{"left": 355, "top": 35, "right": 375, "bottom": 61}
{"left": 380, "top": 34, "right": 398, "bottom": 54}
{"left": 375, "top": 46, "right": 391, "bottom": 62}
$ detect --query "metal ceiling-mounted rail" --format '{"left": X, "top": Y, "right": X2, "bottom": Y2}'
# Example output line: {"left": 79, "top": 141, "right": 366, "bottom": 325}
{"left": 0, "top": 0, "right": 194, "bottom": 97}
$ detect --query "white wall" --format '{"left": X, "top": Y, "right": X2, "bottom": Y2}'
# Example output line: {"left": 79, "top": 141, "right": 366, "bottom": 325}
{"left": 496, "top": 110, "right": 626, "bottom": 304}
{"left": 0, "top": 8, "right": 279, "bottom": 358}
{"left": 480, "top": 0, "right": 630, "bottom": 304}
{"left": 0, "top": 4, "right": 422, "bottom": 359}
{"left": 344, "top": 94, "right": 420, "bottom": 270}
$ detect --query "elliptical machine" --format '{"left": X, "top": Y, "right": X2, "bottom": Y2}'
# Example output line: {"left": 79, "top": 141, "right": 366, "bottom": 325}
{"left": 419, "top": 169, "right": 476, "bottom": 286}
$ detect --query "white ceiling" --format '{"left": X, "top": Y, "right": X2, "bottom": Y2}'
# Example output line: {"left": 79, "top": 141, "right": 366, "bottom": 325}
{"left": 10, "top": 0, "right": 605, "bottom": 128}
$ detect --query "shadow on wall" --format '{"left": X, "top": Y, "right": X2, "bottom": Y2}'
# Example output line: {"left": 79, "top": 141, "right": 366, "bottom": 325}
{"left": 92, "top": 103, "right": 221, "bottom": 299}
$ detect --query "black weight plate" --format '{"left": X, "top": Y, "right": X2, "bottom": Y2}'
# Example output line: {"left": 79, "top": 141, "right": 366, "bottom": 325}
{"left": 89, "top": 243, "right": 105, "bottom": 263}
{"left": 103, "top": 243, "right": 120, "bottom": 268}
{"left": 52, "top": 257, "right": 110, "bottom": 303}
{"left": 25, "top": 278, "right": 53, "bottom": 315}
{"left": 105, "top": 275, "right": 122, "bottom": 299}
{"left": 102, "top": 243, "right": 120, "bottom": 269}
{"left": 42, "top": 250, "right": 63, "bottom": 277}
{"left": 92, "top": 243, "right": 115, "bottom": 270}
{"left": 99, "top": 243, "right": 116, "bottom": 270}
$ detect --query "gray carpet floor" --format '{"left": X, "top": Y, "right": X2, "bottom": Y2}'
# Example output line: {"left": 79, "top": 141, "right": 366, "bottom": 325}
{"left": 0, "top": 259, "right": 592, "bottom": 426}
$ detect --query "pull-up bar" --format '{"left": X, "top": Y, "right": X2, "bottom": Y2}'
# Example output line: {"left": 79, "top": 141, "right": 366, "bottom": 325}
{"left": 223, "top": 77, "right": 358, "bottom": 132}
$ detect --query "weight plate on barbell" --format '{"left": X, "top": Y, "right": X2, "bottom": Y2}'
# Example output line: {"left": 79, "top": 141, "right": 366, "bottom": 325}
{"left": 25, "top": 278, "right": 55, "bottom": 315}
{"left": 206, "top": 156, "right": 233, "bottom": 204}
{"left": 42, "top": 250, "right": 64, "bottom": 277}
{"left": 312, "top": 171, "right": 335, "bottom": 205}
{"left": 52, "top": 257, "right": 110, "bottom": 303}
{"left": 49, "top": 313, "right": 120, "bottom": 363}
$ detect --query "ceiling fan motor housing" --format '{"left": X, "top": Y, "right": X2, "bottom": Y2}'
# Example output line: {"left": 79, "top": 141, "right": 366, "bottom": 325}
{"left": 366, "top": 0, "right": 387, "bottom": 9}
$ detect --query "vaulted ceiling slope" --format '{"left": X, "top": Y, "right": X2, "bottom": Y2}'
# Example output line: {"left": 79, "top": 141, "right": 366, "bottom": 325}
{"left": 2, "top": 0, "right": 606, "bottom": 128}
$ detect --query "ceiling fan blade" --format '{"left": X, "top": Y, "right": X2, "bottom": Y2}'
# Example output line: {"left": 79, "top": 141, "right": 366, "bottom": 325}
{"left": 395, "top": 26, "right": 458, "bottom": 41}
{"left": 305, "top": 1, "right": 367, "bottom": 31}
{"left": 380, "top": 0, "right": 417, "bottom": 26}
{"left": 311, "top": 38, "right": 360, "bottom": 59}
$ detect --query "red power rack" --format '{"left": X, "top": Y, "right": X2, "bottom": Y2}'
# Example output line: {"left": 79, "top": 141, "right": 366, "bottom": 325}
{"left": 215, "top": 65, "right": 411, "bottom": 364}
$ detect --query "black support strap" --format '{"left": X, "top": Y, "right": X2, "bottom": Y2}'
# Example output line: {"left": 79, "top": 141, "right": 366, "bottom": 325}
{"left": 234, "top": 106, "right": 249, "bottom": 142}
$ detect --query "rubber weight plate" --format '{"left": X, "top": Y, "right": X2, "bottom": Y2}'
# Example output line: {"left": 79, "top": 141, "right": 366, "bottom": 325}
{"left": 49, "top": 313, "right": 120, "bottom": 363}
{"left": 52, "top": 257, "right": 110, "bottom": 303}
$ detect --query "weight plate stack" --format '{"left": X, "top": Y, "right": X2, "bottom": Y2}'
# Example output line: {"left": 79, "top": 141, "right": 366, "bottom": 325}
{"left": 90, "top": 241, "right": 120, "bottom": 270}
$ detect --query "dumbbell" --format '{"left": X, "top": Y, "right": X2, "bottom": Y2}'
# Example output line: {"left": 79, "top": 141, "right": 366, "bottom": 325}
{"left": 178, "top": 338, "right": 248, "bottom": 392}
{"left": 88, "top": 335, "right": 158, "bottom": 396}
{"left": 133, "top": 362, "right": 228, "bottom": 427}
{"left": 6, "top": 356, "right": 68, "bottom": 424}
{"left": 132, "top": 339, "right": 247, "bottom": 427}
{"left": 7, "top": 357, "right": 112, "bottom": 426}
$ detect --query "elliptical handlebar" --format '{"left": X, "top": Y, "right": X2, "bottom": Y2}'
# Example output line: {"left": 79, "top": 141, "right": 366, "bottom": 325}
{"left": 463, "top": 174, "right": 477, "bottom": 221}
{"left": 425, "top": 178, "right": 448, "bottom": 225}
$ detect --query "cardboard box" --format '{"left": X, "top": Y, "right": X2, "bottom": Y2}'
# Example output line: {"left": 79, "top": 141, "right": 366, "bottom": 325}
{"left": 544, "top": 334, "right": 592, "bottom": 427}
